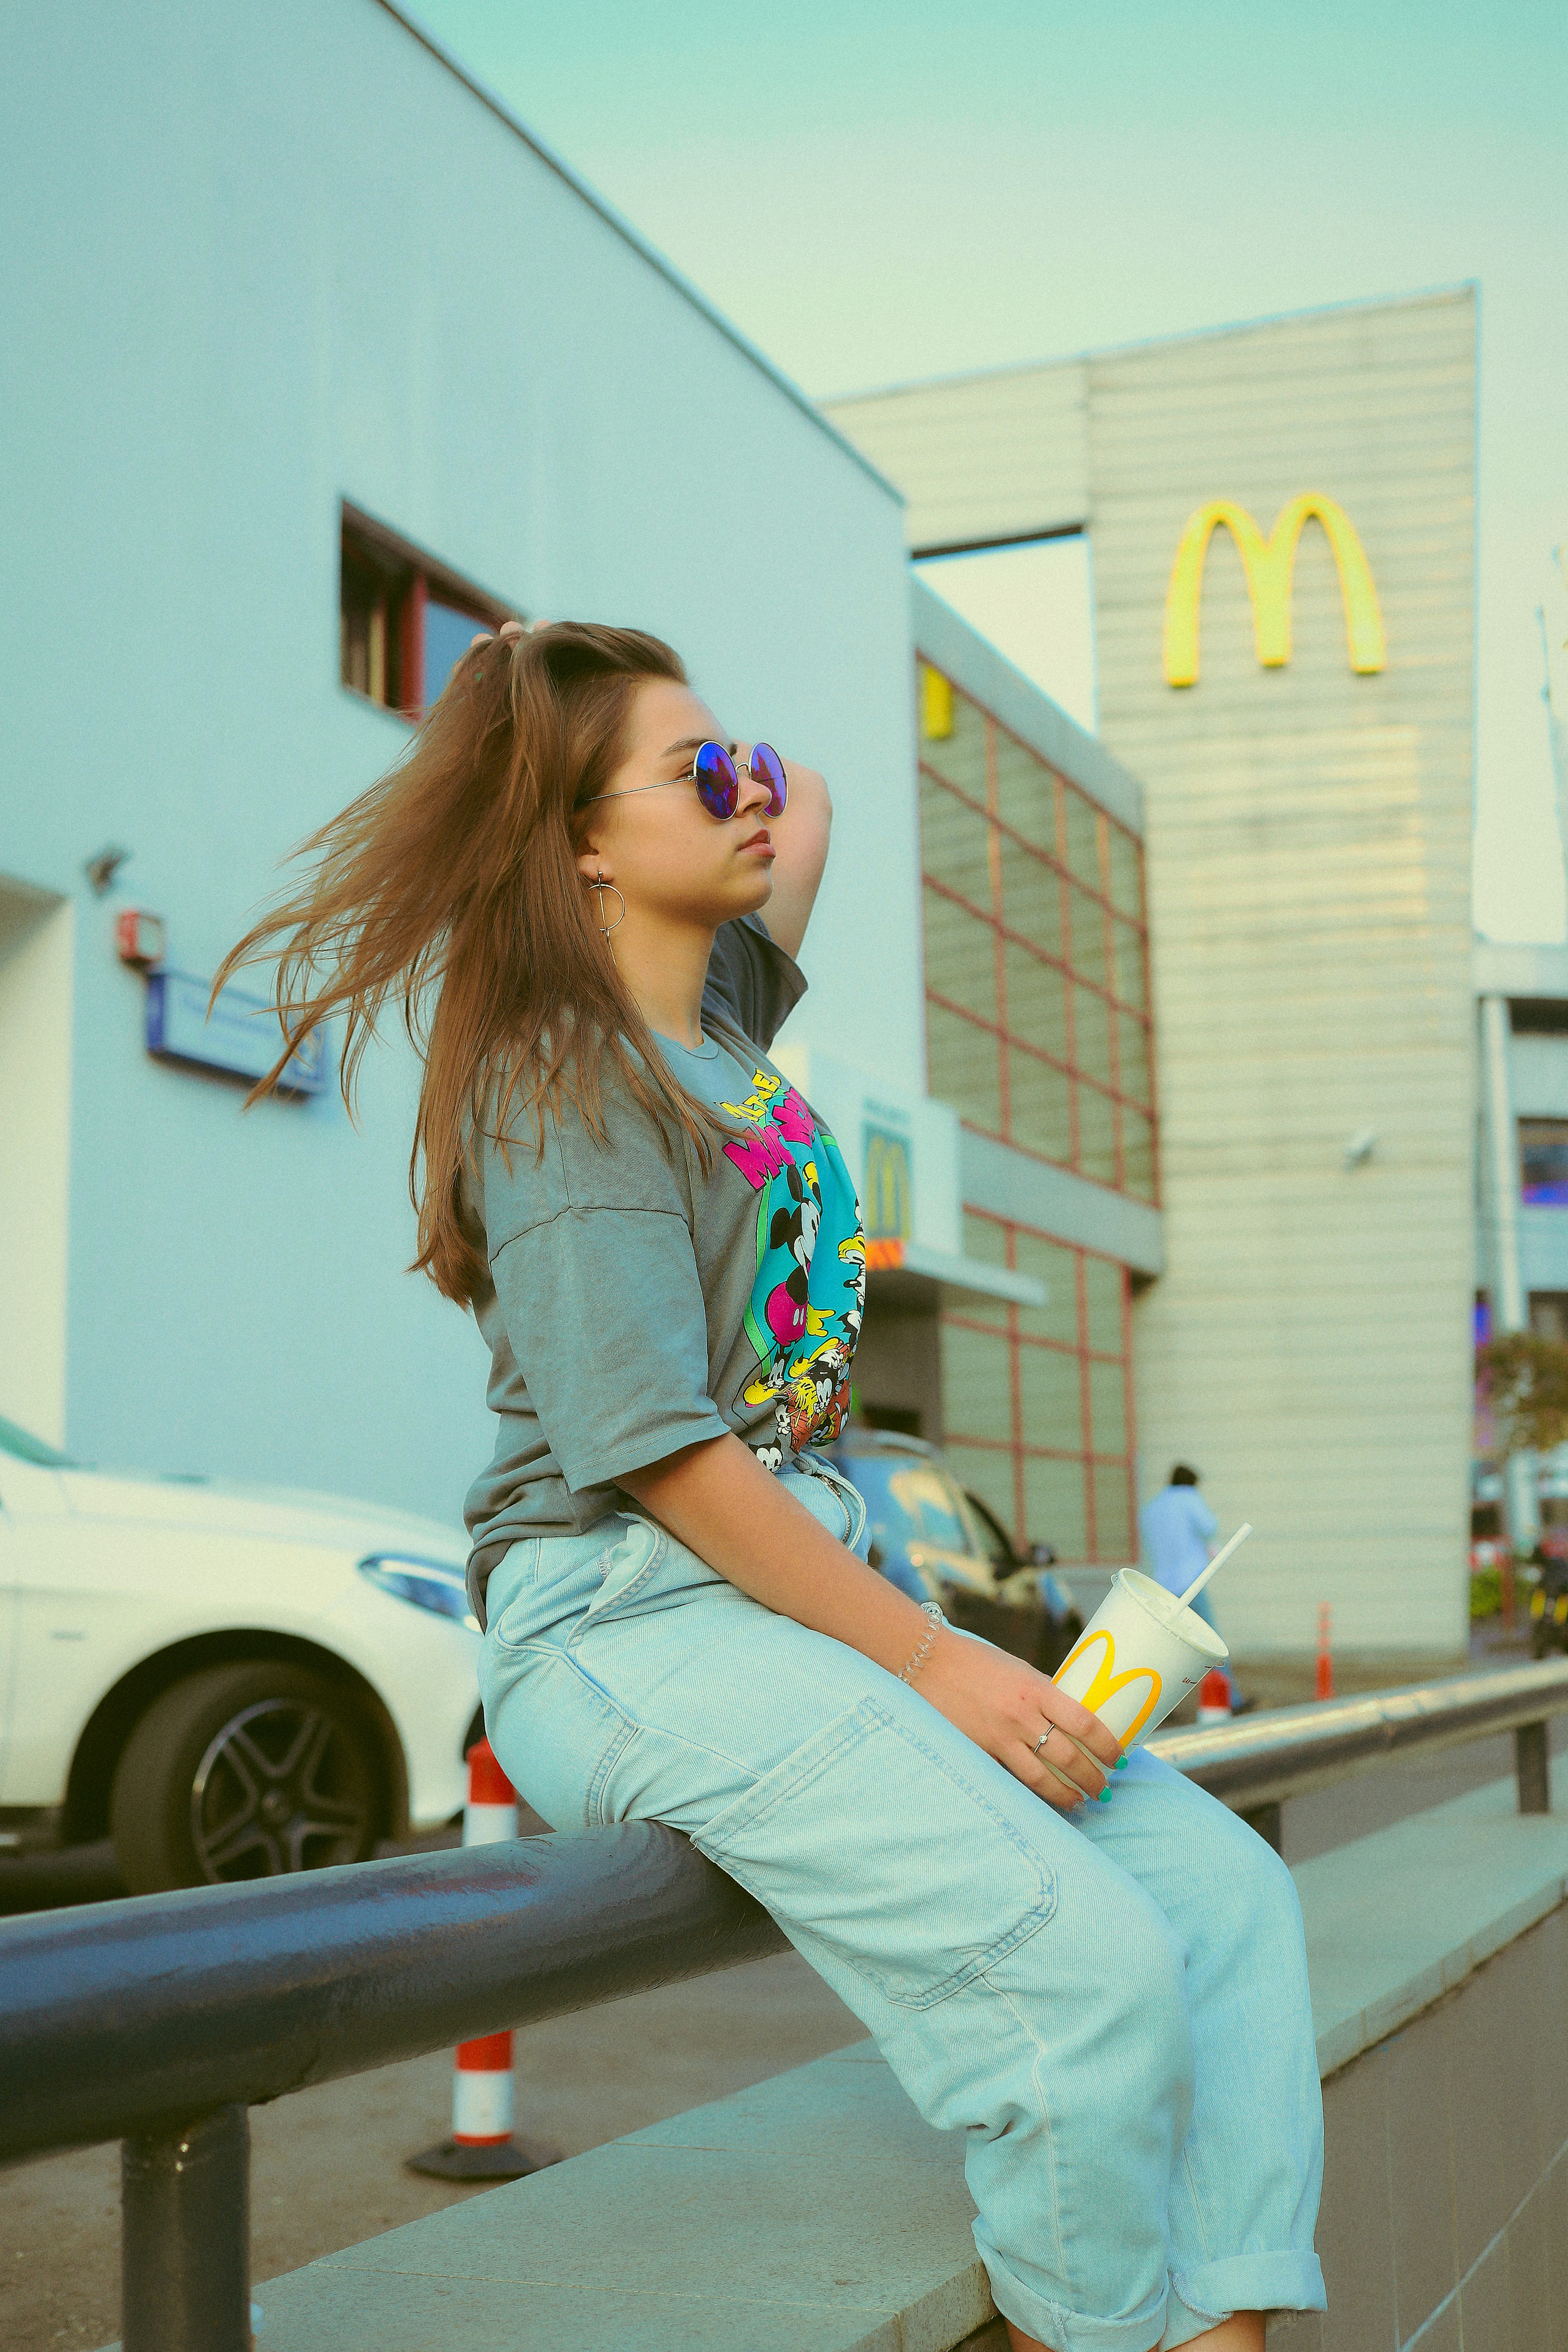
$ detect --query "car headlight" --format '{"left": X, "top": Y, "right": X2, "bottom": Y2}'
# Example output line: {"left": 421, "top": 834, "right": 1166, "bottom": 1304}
{"left": 358, "top": 1553, "right": 479, "bottom": 1633}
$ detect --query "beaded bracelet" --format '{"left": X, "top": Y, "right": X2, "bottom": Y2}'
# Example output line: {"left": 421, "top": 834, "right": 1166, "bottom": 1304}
{"left": 898, "top": 1601, "right": 947, "bottom": 1685}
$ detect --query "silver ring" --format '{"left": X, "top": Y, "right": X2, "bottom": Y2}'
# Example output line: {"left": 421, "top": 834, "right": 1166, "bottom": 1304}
{"left": 1032, "top": 1731, "right": 1051, "bottom": 1757}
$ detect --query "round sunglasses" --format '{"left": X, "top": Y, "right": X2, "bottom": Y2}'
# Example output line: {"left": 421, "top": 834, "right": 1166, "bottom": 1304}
{"left": 582, "top": 740, "right": 788, "bottom": 823}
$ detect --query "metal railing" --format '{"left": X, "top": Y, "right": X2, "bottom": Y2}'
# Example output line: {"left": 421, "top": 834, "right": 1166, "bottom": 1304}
{"left": 1147, "top": 1655, "right": 1568, "bottom": 1847}
{"left": 4, "top": 1657, "right": 1568, "bottom": 2352}
{"left": 0, "top": 1824, "right": 785, "bottom": 2351}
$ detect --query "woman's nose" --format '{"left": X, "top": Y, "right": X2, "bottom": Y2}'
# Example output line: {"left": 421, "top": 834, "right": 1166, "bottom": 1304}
{"left": 733, "top": 749, "right": 771, "bottom": 818}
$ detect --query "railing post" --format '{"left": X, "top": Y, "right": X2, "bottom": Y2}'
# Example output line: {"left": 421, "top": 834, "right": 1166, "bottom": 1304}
{"left": 122, "top": 2104, "right": 251, "bottom": 2352}
{"left": 1516, "top": 1720, "right": 1551, "bottom": 1815}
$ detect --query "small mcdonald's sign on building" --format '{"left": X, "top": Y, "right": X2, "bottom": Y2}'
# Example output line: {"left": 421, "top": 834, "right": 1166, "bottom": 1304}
{"left": 862, "top": 1123, "right": 913, "bottom": 1244}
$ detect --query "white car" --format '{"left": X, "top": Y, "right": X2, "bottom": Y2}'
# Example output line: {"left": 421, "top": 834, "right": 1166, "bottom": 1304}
{"left": 0, "top": 1412, "right": 483, "bottom": 1893}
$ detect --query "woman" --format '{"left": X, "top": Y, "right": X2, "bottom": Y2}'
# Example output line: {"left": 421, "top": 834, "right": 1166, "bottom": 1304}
{"left": 218, "top": 619, "right": 1325, "bottom": 2352}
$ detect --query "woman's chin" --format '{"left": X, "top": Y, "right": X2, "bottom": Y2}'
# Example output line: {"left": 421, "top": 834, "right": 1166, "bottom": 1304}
{"left": 672, "top": 869, "right": 774, "bottom": 931}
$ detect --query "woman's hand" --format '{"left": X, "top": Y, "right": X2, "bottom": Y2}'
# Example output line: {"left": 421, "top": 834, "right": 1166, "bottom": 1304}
{"left": 469, "top": 617, "right": 530, "bottom": 650}
{"left": 915, "top": 1631, "right": 1122, "bottom": 1812}
{"left": 620, "top": 1434, "right": 1119, "bottom": 1813}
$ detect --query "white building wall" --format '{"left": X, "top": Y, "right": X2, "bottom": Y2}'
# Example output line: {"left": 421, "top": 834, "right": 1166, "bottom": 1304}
{"left": 0, "top": 0, "right": 916, "bottom": 1521}
{"left": 1087, "top": 296, "right": 1477, "bottom": 1661}
{"left": 1511, "top": 1036, "right": 1568, "bottom": 1121}
{"left": 0, "top": 889, "right": 75, "bottom": 1447}
{"left": 830, "top": 293, "right": 1479, "bottom": 1658}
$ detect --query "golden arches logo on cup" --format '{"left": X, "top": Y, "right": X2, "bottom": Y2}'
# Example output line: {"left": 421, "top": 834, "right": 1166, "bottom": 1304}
{"left": 1053, "top": 1627, "right": 1163, "bottom": 1746}
{"left": 1163, "top": 492, "right": 1385, "bottom": 688}
{"left": 1051, "top": 1567, "right": 1229, "bottom": 1748}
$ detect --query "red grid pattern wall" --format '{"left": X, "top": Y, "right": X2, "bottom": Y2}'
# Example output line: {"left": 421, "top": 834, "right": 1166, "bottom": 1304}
{"left": 941, "top": 1210, "right": 1139, "bottom": 1565}
{"left": 919, "top": 663, "right": 1158, "bottom": 1203}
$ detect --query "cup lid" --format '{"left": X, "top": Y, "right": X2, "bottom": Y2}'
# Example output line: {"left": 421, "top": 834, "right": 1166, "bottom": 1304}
{"left": 1116, "top": 1567, "right": 1230, "bottom": 1660}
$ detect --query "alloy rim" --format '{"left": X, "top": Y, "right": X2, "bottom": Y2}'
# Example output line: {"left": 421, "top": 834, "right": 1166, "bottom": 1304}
{"left": 189, "top": 1697, "right": 372, "bottom": 1880}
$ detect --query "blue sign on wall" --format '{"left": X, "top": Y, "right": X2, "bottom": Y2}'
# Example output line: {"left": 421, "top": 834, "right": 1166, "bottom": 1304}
{"left": 145, "top": 970, "right": 326, "bottom": 1095}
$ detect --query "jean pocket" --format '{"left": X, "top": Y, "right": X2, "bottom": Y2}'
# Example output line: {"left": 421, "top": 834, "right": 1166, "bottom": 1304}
{"left": 564, "top": 1515, "right": 667, "bottom": 1646}
{"left": 483, "top": 1540, "right": 544, "bottom": 1652}
{"left": 787, "top": 1460, "right": 868, "bottom": 1556}
{"left": 692, "top": 1695, "right": 1056, "bottom": 2009}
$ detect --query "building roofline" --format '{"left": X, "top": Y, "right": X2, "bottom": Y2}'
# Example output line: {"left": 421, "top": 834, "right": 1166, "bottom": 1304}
{"left": 823, "top": 281, "right": 1478, "bottom": 413}
{"left": 910, "top": 575, "right": 1144, "bottom": 837}
{"left": 377, "top": 1, "right": 902, "bottom": 505}
{"left": 1474, "top": 938, "right": 1568, "bottom": 1001}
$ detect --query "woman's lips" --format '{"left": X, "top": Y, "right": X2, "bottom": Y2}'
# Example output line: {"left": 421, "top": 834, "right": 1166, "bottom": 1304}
{"left": 739, "top": 829, "right": 774, "bottom": 856}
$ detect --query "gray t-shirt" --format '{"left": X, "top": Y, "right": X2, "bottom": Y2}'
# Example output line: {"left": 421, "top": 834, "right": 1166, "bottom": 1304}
{"left": 461, "top": 917, "right": 862, "bottom": 1620}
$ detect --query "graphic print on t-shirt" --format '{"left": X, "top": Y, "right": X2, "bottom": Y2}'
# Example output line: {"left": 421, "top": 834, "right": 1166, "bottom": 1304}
{"left": 718, "top": 1066, "right": 865, "bottom": 1467}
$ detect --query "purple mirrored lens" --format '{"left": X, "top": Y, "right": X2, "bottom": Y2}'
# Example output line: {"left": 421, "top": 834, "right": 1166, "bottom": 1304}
{"left": 751, "top": 743, "right": 788, "bottom": 818}
{"left": 693, "top": 740, "right": 739, "bottom": 820}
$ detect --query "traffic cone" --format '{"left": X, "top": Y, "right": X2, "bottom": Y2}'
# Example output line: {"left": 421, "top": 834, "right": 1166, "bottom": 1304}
{"left": 1316, "top": 1603, "right": 1335, "bottom": 1701}
{"left": 1196, "top": 1668, "right": 1232, "bottom": 1725}
{"left": 406, "top": 1739, "right": 562, "bottom": 2181}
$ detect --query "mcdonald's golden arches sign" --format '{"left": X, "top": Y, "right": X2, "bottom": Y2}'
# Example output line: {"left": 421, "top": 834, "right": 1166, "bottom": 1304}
{"left": 1163, "top": 493, "right": 1385, "bottom": 688}
{"left": 862, "top": 1124, "right": 912, "bottom": 1243}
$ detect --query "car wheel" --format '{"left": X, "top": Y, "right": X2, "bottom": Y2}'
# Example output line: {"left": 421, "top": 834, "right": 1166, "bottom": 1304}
{"left": 110, "top": 1661, "right": 383, "bottom": 1894}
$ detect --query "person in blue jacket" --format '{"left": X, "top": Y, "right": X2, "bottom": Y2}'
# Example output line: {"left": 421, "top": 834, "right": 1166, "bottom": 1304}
{"left": 1140, "top": 1466, "right": 1247, "bottom": 1711}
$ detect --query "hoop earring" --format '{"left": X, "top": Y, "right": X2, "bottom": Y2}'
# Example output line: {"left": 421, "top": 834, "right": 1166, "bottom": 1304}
{"left": 590, "top": 869, "right": 626, "bottom": 960}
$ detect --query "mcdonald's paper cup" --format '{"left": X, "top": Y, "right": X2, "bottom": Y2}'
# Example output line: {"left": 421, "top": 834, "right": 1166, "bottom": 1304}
{"left": 1052, "top": 1569, "right": 1230, "bottom": 1748}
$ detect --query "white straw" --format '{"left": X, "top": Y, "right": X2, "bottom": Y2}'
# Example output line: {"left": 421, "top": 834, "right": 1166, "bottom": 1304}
{"left": 1178, "top": 1522, "right": 1253, "bottom": 1609}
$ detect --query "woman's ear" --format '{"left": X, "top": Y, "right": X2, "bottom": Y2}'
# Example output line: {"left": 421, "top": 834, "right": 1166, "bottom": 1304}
{"left": 574, "top": 838, "right": 610, "bottom": 884}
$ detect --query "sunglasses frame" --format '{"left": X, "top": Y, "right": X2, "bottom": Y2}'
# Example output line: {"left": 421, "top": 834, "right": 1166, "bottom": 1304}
{"left": 582, "top": 740, "right": 788, "bottom": 823}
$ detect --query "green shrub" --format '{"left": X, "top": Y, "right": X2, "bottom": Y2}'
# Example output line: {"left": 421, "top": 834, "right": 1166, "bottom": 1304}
{"left": 1470, "top": 1567, "right": 1502, "bottom": 1620}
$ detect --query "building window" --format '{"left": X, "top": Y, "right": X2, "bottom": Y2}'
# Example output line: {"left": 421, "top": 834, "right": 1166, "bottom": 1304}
{"left": 918, "top": 661, "right": 1157, "bottom": 1202}
{"left": 340, "top": 507, "right": 514, "bottom": 720}
{"left": 1520, "top": 1121, "right": 1568, "bottom": 1205}
{"left": 940, "top": 1208, "right": 1137, "bottom": 1565}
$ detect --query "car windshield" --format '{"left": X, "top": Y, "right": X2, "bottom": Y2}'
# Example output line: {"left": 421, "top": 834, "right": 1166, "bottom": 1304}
{"left": 964, "top": 1491, "right": 1016, "bottom": 1572}
{"left": 0, "top": 1412, "right": 79, "bottom": 1468}
{"left": 884, "top": 1462, "right": 973, "bottom": 1553}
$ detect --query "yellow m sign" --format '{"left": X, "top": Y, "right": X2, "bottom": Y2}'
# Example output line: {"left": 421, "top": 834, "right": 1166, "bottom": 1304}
{"left": 1163, "top": 493, "right": 1386, "bottom": 688}
{"left": 862, "top": 1126, "right": 912, "bottom": 1242}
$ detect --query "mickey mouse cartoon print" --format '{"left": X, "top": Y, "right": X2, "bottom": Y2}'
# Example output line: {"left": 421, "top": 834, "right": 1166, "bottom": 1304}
{"left": 763, "top": 1159, "right": 821, "bottom": 1353}
{"left": 717, "top": 1065, "right": 864, "bottom": 1464}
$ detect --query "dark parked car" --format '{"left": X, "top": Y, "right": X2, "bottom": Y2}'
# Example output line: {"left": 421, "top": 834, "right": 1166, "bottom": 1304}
{"left": 830, "top": 1429, "right": 1083, "bottom": 1675}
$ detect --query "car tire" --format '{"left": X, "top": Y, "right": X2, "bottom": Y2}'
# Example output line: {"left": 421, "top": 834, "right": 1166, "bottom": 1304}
{"left": 110, "top": 1660, "right": 384, "bottom": 1894}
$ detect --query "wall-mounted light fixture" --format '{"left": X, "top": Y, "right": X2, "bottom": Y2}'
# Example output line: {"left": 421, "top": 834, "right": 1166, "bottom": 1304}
{"left": 115, "top": 909, "right": 166, "bottom": 968}
{"left": 84, "top": 843, "right": 132, "bottom": 895}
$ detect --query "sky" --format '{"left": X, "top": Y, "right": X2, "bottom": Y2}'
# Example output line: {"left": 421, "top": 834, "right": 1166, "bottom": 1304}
{"left": 409, "top": 0, "right": 1568, "bottom": 941}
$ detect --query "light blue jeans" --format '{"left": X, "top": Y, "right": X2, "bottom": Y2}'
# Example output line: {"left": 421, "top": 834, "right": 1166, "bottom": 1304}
{"left": 479, "top": 1462, "right": 1325, "bottom": 2352}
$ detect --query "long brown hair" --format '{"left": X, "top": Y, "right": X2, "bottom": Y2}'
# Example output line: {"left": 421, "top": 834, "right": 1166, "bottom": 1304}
{"left": 212, "top": 621, "right": 725, "bottom": 1307}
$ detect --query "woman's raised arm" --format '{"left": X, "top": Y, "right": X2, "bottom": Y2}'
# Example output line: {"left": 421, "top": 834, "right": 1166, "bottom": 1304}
{"left": 754, "top": 755, "right": 831, "bottom": 960}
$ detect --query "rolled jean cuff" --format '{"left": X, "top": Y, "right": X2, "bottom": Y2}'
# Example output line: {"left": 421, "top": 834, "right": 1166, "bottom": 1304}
{"left": 1162, "top": 2252, "right": 1328, "bottom": 2347}
{"left": 982, "top": 2252, "right": 1168, "bottom": 2352}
